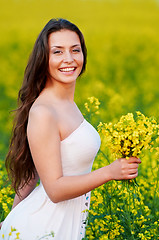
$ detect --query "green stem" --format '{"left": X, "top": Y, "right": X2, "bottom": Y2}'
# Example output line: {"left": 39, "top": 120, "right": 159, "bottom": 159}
{"left": 99, "top": 149, "right": 110, "bottom": 164}
{"left": 38, "top": 232, "right": 54, "bottom": 240}
{"left": 123, "top": 180, "right": 135, "bottom": 240}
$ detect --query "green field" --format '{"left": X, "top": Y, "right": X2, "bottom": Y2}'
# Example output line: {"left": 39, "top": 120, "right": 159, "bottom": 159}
{"left": 0, "top": 0, "right": 159, "bottom": 239}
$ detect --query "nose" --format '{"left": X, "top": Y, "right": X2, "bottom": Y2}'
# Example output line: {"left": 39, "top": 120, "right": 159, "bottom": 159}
{"left": 63, "top": 51, "right": 74, "bottom": 63}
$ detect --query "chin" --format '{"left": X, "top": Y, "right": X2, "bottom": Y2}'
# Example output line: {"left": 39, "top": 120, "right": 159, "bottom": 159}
{"left": 58, "top": 74, "right": 79, "bottom": 83}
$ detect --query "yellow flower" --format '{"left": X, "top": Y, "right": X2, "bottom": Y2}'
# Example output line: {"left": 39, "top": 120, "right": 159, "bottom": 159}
{"left": 11, "top": 226, "right": 16, "bottom": 232}
{"left": 98, "top": 112, "right": 158, "bottom": 159}
{"left": 84, "top": 97, "right": 100, "bottom": 115}
{"left": 15, "top": 232, "right": 20, "bottom": 239}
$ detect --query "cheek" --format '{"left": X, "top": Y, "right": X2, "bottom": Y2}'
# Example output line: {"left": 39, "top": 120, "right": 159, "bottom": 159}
{"left": 78, "top": 54, "right": 84, "bottom": 67}
{"left": 49, "top": 57, "right": 59, "bottom": 72}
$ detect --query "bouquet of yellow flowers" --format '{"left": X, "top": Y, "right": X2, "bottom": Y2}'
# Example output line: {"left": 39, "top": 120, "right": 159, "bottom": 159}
{"left": 98, "top": 111, "right": 159, "bottom": 159}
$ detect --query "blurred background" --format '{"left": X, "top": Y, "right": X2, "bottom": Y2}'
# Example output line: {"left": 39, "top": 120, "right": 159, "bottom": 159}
{"left": 0, "top": 0, "right": 159, "bottom": 159}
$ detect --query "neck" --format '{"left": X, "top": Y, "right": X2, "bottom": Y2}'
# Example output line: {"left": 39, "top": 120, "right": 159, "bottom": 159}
{"left": 43, "top": 79, "right": 76, "bottom": 102}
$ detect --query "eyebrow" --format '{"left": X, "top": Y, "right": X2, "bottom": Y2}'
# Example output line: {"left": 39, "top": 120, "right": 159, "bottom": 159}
{"left": 51, "top": 44, "right": 81, "bottom": 49}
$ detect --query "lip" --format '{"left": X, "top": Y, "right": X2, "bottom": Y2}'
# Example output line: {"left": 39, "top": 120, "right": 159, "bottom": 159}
{"left": 59, "top": 67, "right": 77, "bottom": 70}
{"left": 58, "top": 67, "right": 77, "bottom": 75}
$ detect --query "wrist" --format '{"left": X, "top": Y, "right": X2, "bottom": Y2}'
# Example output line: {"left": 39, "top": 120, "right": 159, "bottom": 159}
{"left": 103, "top": 165, "right": 113, "bottom": 182}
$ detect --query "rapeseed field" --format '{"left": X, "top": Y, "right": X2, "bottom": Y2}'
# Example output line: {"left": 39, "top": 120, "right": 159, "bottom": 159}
{"left": 0, "top": 0, "right": 159, "bottom": 239}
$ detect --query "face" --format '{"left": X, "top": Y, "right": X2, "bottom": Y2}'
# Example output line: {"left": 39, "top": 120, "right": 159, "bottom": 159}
{"left": 47, "top": 29, "right": 84, "bottom": 85}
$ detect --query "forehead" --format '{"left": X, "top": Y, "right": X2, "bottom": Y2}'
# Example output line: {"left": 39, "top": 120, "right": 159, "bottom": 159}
{"left": 48, "top": 30, "right": 81, "bottom": 47}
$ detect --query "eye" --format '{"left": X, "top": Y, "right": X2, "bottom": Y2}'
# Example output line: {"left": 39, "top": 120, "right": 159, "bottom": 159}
{"left": 72, "top": 48, "right": 81, "bottom": 53}
{"left": 53, "top": 50, "right": 62, "bottom": 54}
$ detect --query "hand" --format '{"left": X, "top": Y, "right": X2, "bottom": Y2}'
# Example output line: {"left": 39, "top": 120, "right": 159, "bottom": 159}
{"left": 0, "top": 221, "right": 4, "bottom": 229}
{"left": 109, "top": 157, "right": 141, "bottom": 181}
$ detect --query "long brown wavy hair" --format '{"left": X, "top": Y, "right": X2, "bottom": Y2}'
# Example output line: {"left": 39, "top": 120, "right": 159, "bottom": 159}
{"left": 5, "top": 18, "right": 87, "bottom": 195}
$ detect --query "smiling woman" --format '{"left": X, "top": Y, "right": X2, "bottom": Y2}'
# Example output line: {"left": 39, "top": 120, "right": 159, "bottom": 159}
{"left": 0, "top": 18, "right": 141, "bottom": 240}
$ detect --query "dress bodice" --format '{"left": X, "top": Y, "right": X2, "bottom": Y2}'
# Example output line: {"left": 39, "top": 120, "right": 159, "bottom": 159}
{"left": 60, "top": 119, "right": 101, "bottom": 176}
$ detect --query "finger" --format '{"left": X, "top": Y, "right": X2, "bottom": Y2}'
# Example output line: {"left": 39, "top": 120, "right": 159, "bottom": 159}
{"left": 128, "top": 168, "right": 138, "bottom": 174}
{"left": 127, "top": 158, "right": 141, "bottom": 164}
{"left": 128, "top": 163, "right": 139, "bottom": 169}
{"left": 127, "top": 172, "right": 138, "bottom": 179}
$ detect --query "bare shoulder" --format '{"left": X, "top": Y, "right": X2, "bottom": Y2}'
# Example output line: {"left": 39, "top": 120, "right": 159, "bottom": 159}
{"left": 28, "top": 102, "right": 58, "bottom": 124}
{"left": 27, "top": 103, "right": 59, "bottom": 138}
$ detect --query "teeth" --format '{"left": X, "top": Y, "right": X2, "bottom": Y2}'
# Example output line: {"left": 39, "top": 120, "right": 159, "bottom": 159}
{"left": 60, "top": 67, "right": 75, "bottom": 72}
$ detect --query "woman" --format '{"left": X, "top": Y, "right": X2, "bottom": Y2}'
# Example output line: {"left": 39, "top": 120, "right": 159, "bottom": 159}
{"left": 0, "top": 18, "right": 141, "bottom": 240}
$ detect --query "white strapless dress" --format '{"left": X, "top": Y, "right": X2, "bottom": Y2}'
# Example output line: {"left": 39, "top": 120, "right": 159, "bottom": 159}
{"left": 0, "top": 119, "right": 101, "bottom": 240}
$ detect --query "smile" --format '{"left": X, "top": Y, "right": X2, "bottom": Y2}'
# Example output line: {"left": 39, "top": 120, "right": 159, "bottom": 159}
{"left": 59, "top": 67, "right": 76, "bottom": 72}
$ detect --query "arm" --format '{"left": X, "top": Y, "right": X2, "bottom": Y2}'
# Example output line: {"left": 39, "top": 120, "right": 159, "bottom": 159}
{"left": 0, "top": 173, "right": 39, "bottom": 229}
{"left": 40, "top": 158, "right": 140, "bottom": 203}
{"left": 12, "top": 172, "right": 39, "bottom": 209}
{"left": 27, "top": 106, "right": 141, "bottom": 203}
